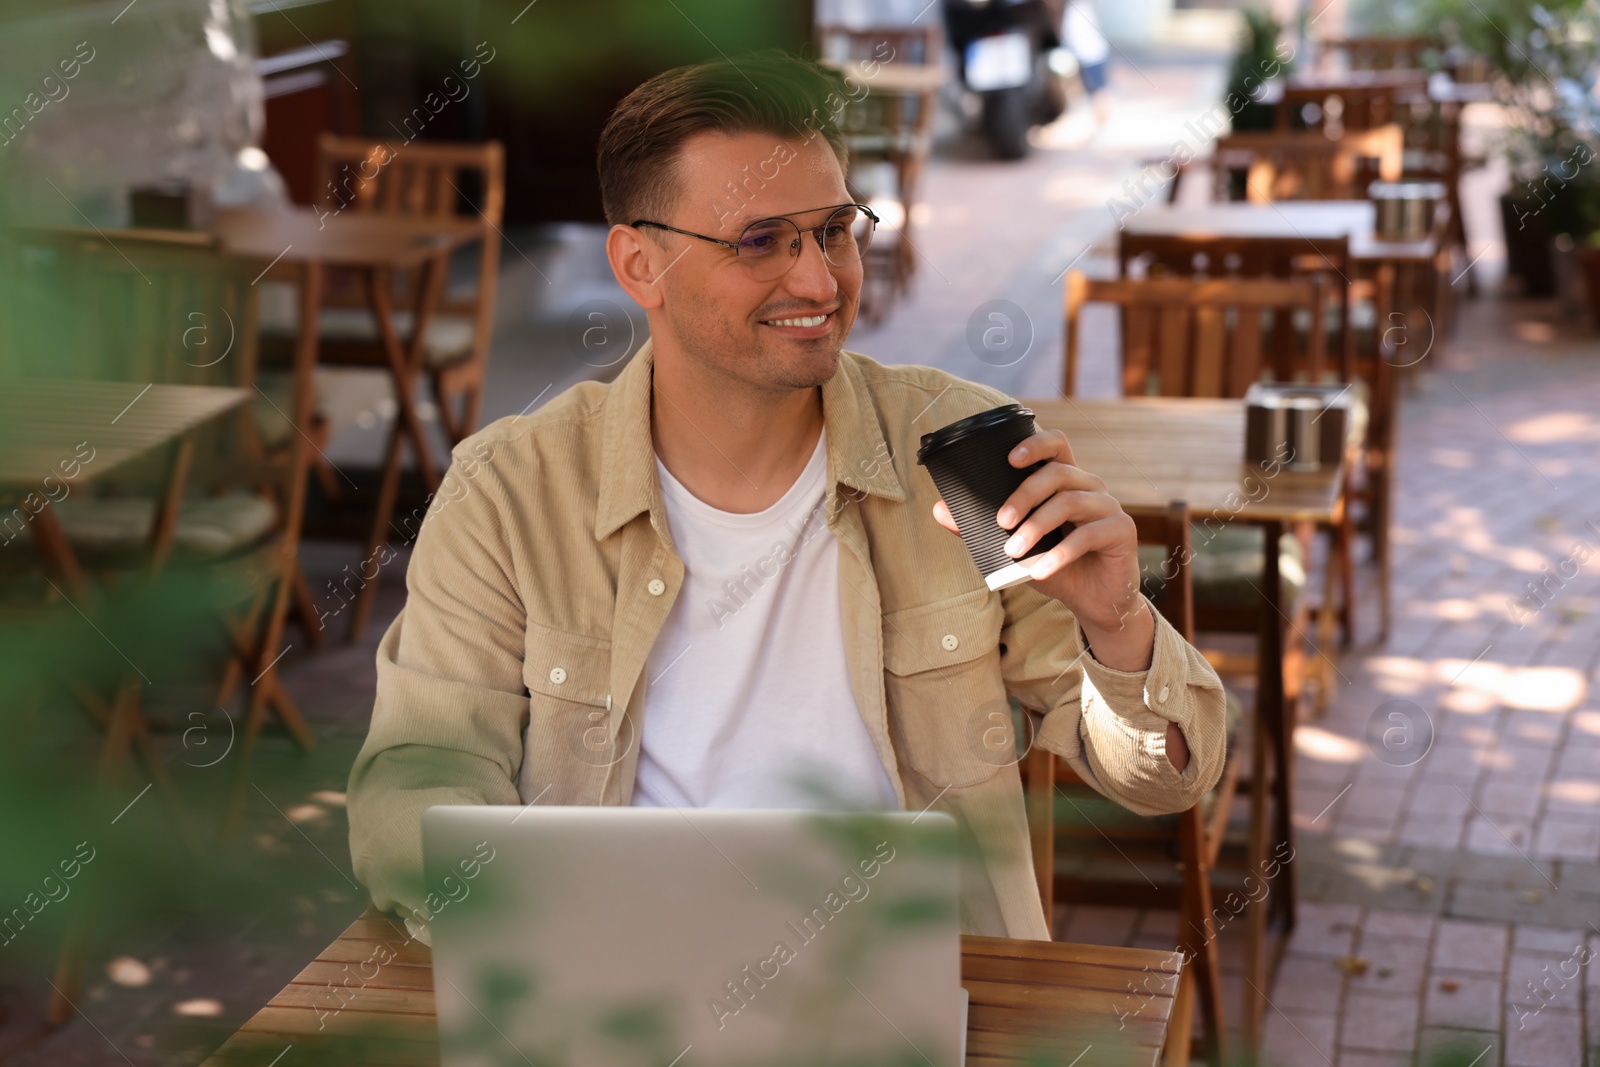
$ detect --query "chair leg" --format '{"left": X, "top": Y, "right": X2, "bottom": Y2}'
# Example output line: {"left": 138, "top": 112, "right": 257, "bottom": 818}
{"left": 1160, "top": 974, "right": 1195, "bottom": 1067}
{"left": 290, "top": 561, "right": 323, "bottom": 650}
{"left": 47, "top": 904, "right": 96, "bottom": 1026}
{"left": 1178, "top": 807, "right": 1227, "bottom": 1066}
{"left": 1241, "top": 723, "right": 1272, "bottom": 1053}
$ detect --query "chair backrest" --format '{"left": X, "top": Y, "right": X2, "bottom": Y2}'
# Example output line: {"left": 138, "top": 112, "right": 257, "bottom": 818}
{"left": 3, "top": 227, "right": 289, "bottom": 495}
{"left": 1118, "top": 231, "right": 1352, "bottom": 382}
{"left": 1062, "top": 272, "right": 1329, "bottom": 398}
{"left": 1315, "top": 36, "right": 1437, "bottom": 72}
{"left": 1129, "top": 500, "right": 1194, "bottom": 642}
{"left": 6, "top": 226, "right": 259, "bottom": 391}
{"left": 1212, "top": 125, "right": 1404, "bottom": 202}
{"left": 314, "top": 134, "right": 505, "bottom": 226}
{"left": 815, "top": 25, "right": 943, "bottom": 164}
{"left": 1276, "top": 81, "right": 1424, "bottom": 134}
{"left": 314, "top": 134, "right": 505, "bottom": 345}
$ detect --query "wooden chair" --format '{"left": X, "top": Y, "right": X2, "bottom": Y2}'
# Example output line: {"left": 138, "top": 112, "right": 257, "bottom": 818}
{"left": 4, "top": 229, "right": 319, "bottom": 1021}
{"left": 20, "top": 228, "right": 317, "bottom": 774}
{"left": 259, "top": 136, "right": 504, "bottom": 502}
{"left": 1314, "top": 36, "right": 1439, "bottom": 72}
{"left": 816, "top": 24, "right": 943, "bottom": 324}
{"left": 1275, "top": 80, "right": 1426, "bottom": 136}
{"left": 1211, "top": 125, "right": 1404, "bottom": 204}
{"left": 1063, "top": 275, "right": 1332, "bottom": 989}
{"left": 1024, "top": 501, "right": 1268, "bottom": 1063}
{"left": 1116, "top": 235, "right": 1374, "bottom": 657}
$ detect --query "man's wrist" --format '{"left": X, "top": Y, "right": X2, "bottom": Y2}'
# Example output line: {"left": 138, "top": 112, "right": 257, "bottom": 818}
{"left": 1079, "top": 597, "right": 1156, "bottom": 673}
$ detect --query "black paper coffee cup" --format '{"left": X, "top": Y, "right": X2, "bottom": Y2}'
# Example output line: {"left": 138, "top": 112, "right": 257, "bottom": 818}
{"left": 916, "top": 403, "right": 1073, "bottom": 591}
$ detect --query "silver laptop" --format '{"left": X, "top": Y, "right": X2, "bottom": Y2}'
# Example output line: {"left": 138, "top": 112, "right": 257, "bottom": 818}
{"left": 423, "top": 806, "right": 963, "bottom": 1067}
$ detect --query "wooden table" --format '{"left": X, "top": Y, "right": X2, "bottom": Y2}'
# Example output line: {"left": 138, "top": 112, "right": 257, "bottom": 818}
{"left": 1021, "top": 397, "right": 1346, "bottom": 935}
{"left": 212, "top": 207, "right": 486, "bottom": 639}
{"left": 1122, "top": 200, "right": 1437, "bottom": 265}
{"left": 199, "top": 909, "right": 1181, "bottom": 1067}
{"left": 0, "top": 378, "right": 250, "bottom": 595}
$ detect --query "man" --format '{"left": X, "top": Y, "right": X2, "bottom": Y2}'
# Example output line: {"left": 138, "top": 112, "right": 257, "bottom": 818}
{"left": 348, "top": 53, "right": 1227, "bottom": 944}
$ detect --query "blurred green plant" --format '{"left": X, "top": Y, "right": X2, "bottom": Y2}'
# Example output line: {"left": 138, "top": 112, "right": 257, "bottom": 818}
{"left": 1226, "top": 9, "right": 1295, "bottom": 131}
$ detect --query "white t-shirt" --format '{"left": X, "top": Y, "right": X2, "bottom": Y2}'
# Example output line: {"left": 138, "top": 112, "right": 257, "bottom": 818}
{"left": 632, "top": 428, "right": 899, "bottom": 811}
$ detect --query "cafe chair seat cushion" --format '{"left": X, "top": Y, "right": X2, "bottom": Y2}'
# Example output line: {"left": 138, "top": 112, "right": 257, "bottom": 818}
{"left": 1138, "top": 525, "right": 1306, "bottom": 610}
{"left": 258, "top": 284, "right": 476, "bottom": 369}
{"left": 53, "top": 492, "right": 277, "bottom": 561}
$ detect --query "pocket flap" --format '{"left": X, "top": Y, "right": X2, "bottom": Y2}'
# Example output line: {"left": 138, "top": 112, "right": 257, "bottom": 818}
{"left": 524, "top": 623, "right": 611, "bottom": 706}
{"left": 882, "top": 586, "right": 1003, "bottom": 676}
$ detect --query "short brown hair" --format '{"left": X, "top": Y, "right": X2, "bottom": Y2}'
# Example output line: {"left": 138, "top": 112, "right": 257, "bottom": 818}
{"left": 597, "top": 51, "right": 853, "bottom": 228}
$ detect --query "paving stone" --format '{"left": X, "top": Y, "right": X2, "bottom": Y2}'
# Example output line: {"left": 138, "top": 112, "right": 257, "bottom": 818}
{"left": 1506, "top": 953, "right": 1584, "bottom": 1013}
{"left": 1271, "top": 953, "right": 1347, "bottom": 1013}
{"left": 1362, "top": 909, "right": 1437, "bottom": 945}
{"left": 1531, "top": 815, "right": 1600, "bottom": 862}
{"left": 1432, "top": 919, "right": 1511, "bottom": 974}
{"left": 1503, "top": 1008, "right": 1583, "bottom": 1067}
{"left": 1409, "top": 781, "right": 1479, "bottom": 817}
{"left": 1262, "top": 1009, "right": 1339, "bottom": 1067}
{"left": 1465, "top": 813, "right": 1536, "bottom": 857}
{"left": 1541, "top": 775, "right": 1600, "bottom": 815}
{"left": 1286, "top": 901, "right": 1363, "bottom": 959}
{"left": 1478, "top": 778, "right": 1547, "bottom": 821}
{"left": 1511, "top": 925, "right": 1591, "bottom": 957}
{"left": 1346, "top": 934, "right": 1430, "bottom": 995}
{"left": 1339, "top": 989, "right": 1421, "bottom": 1053}
{"left": 1424, "top": 971, "right": 1504, "bottom": 1031}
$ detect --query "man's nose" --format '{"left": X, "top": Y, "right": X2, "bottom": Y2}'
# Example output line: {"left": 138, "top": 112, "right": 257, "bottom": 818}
{"left": 782, "top": 231, "right": 839, "bottom": 301}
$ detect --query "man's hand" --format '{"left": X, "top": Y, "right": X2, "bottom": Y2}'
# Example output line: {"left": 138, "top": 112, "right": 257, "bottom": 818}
{"left": 931, "top": 428, "right": 1155, "bottom": 672}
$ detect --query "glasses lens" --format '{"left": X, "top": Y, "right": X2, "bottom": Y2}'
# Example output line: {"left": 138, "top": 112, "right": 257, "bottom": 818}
{"left": 829, "top": 205, "right": 874, "bottom": 267}
{"left": 736, "top": 218, "right": 802, "bottom": 279}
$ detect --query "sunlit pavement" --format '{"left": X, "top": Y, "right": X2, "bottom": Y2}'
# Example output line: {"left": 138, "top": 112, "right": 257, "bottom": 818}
{"left": 8, "top": 48, "right": 1599, "bottom": 1067}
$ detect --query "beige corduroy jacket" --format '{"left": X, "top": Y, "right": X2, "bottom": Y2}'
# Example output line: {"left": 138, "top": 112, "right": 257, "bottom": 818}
{"left": 347, "top": 339, "right": 1228, "bottom": 945}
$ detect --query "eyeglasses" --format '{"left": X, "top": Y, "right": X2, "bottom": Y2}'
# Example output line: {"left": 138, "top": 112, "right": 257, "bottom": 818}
{"left": 631, "top": 203, "right": 879, "bottom": 281}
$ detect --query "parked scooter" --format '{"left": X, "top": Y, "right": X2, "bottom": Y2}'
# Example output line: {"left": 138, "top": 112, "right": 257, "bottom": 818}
{"left": 943, "top": 0, "right": 1066, "bottom": 159}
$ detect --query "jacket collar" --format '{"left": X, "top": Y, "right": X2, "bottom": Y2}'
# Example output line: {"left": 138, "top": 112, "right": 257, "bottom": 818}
{"left": 594, "top": 338, "right": 906, "bottom": 542}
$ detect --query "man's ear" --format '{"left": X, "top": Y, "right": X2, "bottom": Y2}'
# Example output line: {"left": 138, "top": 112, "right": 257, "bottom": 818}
{"left": 606, "top": 224, "right": 668, "bottom": 310}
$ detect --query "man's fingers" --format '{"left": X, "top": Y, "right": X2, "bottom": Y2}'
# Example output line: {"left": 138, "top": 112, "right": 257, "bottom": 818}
{"left": 932, "top": 497, "right": 960, "bottom": 534}
{"left": 1022, "top": 515, "right": 1133, "bottom": 580}
{"left": 1009, "top": 428, "right": 1076, "bottom": 470}
{"left": 997, "top": 462, "right": 1107, "bottom": 528}
{"left": 1002, "top": 492, "right": 1118, "bottom": 558}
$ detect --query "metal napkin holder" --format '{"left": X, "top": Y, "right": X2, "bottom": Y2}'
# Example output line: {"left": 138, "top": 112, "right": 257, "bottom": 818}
{"left": 1244, "top": 382, "right": 1351, "bottom": 471}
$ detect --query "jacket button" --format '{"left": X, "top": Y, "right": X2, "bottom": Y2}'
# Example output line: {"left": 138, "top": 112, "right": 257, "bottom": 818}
{"left": 549, "top": 667, "right": 567, "bottom": 685}
{"left": 940, "top": 634, "right": 959, "bottom": 652}
{"left": 1157, "top": 684, "right": 1170, "bottom": 702}
{"left": 647, "top": 578, "right": 666, "bottom": 596}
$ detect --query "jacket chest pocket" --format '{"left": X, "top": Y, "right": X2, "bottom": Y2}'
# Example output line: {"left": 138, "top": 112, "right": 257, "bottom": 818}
{"left": 522, "top": 626, "right": 620, "bottom": 794}
{"left": 882, "top": 587, "right": 1015, "bottom": 790}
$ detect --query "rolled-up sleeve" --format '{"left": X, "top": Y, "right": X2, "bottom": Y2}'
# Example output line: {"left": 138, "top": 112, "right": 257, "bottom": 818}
{"left": 998, "top": 586, "right": 1227, "bottom": 816}
{"left": 346, "top": 446, "right": 529, "bottom": 945}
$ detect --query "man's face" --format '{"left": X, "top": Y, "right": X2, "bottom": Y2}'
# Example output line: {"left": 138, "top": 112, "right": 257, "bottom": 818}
{"left": 643, "top": 129, "right": 862, "bottom": 394}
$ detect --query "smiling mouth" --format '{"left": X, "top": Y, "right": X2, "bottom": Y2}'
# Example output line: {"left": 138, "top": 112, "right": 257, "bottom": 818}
{"left": 761, "top": 312, "right": 832, "bottom": 328}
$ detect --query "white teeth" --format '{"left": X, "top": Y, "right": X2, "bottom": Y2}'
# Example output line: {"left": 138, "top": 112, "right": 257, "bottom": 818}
{"left": 766, "top": 314, "right": 827, "bottom": 328}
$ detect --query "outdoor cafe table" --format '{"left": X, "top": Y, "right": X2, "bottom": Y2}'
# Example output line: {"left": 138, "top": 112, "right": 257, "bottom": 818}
{"left": 198, "top": 909, "right": 1183, "bottom": 1066}
{"left": 0, "top": 378, "right": 251, "bottom": 596}
{"left": 211, "top": 207, "right": 485, "bottom": 639}
{"left": 1021, "top": 396, "right": 1348, "bottom": 934}
{"left": 1121, "top": 199, "right": 1439, "bottom": 268}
